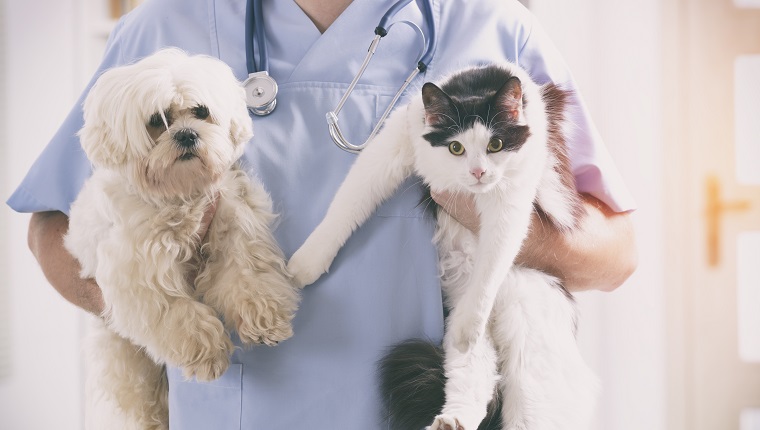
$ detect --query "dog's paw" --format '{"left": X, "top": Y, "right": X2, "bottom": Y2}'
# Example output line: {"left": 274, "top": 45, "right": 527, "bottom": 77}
{"left": 179, "top": 331, "right": 233, "bottom": 382}
{"left": 287, "top": 247, "right": 331, "bottom": 288}
{"left": 168, "top": 302, "right": 233, "bottom": 382}
{"left": 429, "top": 415, "right": 465, "bottom": 430}
{"left": 235, "top": 297, "right": 295, "bottom": 346}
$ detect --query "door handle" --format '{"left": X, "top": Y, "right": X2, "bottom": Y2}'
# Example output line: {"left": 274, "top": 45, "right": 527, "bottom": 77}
{"left": 705, "top": 175, "right": 751, "bottom": 267}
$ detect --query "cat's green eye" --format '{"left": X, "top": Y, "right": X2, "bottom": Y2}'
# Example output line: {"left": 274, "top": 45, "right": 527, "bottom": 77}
{"left": 449, "top": 141, "right": 465, "bottom": 156}
{"left": 487, "top": 137, "right": 504, "bottom": 153}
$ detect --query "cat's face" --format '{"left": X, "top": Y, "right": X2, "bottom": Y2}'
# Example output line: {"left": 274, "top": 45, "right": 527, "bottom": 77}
{"left": 415, "top": 76, "right": 531, "bottom": 194}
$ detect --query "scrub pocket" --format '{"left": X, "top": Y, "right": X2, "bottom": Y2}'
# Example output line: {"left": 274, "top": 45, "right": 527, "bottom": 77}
{"left": 168, "top": 364, "right": 243, "bottom": 430}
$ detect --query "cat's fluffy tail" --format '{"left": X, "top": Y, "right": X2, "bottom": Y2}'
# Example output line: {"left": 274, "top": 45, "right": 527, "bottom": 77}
{"left": 378, "top": 339, "right": 502, "bottom": 430}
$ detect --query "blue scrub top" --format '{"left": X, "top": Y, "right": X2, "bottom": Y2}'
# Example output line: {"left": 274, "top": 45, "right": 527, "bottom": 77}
{"left": 7, "top": 1, "right": 635, "bottom": 429}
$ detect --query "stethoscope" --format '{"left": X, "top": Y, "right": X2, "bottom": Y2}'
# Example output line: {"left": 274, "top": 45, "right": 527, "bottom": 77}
{"left": 244, "top": 0, "right": 278, "bottom": 116}
{"left": 243, "top": 0, "right": 437, "bottom": 153}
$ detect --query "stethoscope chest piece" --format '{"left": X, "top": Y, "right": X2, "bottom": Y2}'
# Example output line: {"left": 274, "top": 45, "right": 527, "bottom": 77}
{"left": 244, "top": 71, "right": 278, "bottom": 116}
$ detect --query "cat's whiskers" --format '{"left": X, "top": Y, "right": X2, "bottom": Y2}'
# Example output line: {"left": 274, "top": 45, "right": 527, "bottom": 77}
{"left": 435, "top": 111, "right": 463, "bottom": 134}
{"left": 461, "top": 188, "right": 477, "bottom": 216}
{"left": 488, "top": 112, "right": 516, "bottom": 129}
{"left": 418, "top": 194, "right": 438, "bottom": 217}
{"left": 488, "top": 108, "right": 517, "bottom": 129}
{"left": 453, "top": 105, "right": 463, "bottom": 133}
{"left": 464, "top": 114, "right": 484, "bottom": 126}
{"left": 444, "top": 187, "right": 471, "bottom": 223}
{"left": 400, "top": 177, "right": 426, "bottom": 196}
{"left": 534, "top": 206, "right": 549, "bottom": 233}
{"left": 406, "top": 178, "right": 437, "bottom": 218}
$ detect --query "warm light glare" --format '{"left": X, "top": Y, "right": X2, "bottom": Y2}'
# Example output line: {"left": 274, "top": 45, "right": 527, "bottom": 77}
{"left": 734, "top": 0, "right": 760, "bottom": 8}
{"left": 741, "top": 408, "right": 760, "bottom": 430}
{"left": 734, "top": 56, "right": 760, "bottom": 185}
{"left": 737, "top": 231, "right": 760, "bottom": 363}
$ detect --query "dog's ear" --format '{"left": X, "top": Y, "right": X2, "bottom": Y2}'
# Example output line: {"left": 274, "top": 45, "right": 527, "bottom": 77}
{"left": 78, "top": 129, "right": 128, "bottom": 168}
{"left": 78, "top": 73, "right": 129, "bottom": 168}
{"left": 229, "top": 96, "right": 254, "bottom": 147}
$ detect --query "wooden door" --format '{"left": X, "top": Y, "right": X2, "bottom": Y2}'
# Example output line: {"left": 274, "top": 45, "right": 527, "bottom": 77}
{"left": 663, "top": 1, "right": 760, "bottom": 429}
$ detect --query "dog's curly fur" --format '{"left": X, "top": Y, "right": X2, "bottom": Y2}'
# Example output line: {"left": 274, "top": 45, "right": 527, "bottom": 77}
{"left": 64, "top": 48, "right": 300, "bottom": 430}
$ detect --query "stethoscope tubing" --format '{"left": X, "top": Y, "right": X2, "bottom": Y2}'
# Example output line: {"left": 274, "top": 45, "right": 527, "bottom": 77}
{"left": 377, "top": 0, "right": 436, "bottom": 69}
{"left": 244, "top": 0, "right": 437, "bottom": 150}
{"left": 328, "top": 0, "right": 437, "bottom": 153}
{"left": 245, "top": 0, "right": 268, "bottom": 75}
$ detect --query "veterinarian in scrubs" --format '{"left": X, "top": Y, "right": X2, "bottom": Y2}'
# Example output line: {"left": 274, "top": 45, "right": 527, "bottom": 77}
{"left": 9, "top": 0, "right": 637, "bottom": 429}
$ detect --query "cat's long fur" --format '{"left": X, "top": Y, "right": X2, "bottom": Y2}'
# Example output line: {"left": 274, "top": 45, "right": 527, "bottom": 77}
{"left": 287, "top": 62, "right": 598, "bottom": 430}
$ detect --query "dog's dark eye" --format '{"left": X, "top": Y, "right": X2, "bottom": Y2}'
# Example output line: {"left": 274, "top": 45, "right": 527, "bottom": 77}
{"left": 148, "top": 113, "right": 163, "bottom": 128}
{"left": 148, "top": 110, "right": 171, "bottom": 128}
{"left": 192, "top": 105, "right": 210, "bottom": 120}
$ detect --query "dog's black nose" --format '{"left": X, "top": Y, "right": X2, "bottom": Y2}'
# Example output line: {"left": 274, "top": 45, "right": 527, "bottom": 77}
{"left": 174, "top": 129, "right": 199, "bottom": 148}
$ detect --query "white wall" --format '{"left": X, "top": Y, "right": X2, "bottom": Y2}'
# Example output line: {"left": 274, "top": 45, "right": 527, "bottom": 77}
{"left": 0, "top": 0, "right": 86, "bottom": 429}
{"left": 531, "top": 1, "right": 667, "bottom": 430}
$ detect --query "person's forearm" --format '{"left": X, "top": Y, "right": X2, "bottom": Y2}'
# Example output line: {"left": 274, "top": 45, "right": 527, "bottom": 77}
{"left": 515, "top": 194, "right": 638, "bottom": 292}
{"left": 28, "top": 211, "right": 105, "bottom": 315}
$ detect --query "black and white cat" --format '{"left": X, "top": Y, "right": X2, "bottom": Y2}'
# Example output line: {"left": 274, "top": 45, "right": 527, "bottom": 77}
{"left": 287, "top": 62, "right": 598, "bottom": 430}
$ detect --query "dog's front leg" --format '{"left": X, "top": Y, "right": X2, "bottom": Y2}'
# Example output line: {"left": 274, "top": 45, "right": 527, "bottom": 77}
{"left": 98, "top": 240, "right": 233, "bottom": 381}
{"left": 197, "top": 180, "right": 299, "bottom": 346}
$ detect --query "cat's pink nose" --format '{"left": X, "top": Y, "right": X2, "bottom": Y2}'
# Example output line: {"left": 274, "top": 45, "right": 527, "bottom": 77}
{"left": 471, "top": 168, "right": 486, "bottom": 180}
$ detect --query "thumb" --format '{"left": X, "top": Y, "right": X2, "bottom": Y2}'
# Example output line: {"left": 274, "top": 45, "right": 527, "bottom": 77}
{"left": 430, "top": 190, "right": 480, "bottom": 233}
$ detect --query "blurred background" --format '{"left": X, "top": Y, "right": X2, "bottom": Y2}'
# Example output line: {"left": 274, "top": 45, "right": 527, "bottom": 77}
{"left": 0, "top": 0, "right": 758, "bottom": 429}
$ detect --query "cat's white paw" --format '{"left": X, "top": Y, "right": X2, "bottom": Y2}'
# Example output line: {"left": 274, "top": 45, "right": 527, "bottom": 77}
{"left": 428, "top": 414, "right": 465, "bottom": 430}
{"left": 287, "top": 246, "right": 331, "bottom": 288}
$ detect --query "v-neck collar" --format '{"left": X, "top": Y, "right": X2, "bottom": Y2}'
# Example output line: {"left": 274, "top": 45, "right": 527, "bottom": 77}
{"left": 216, "top": 0, "right": 435, "bottom": 87}
{"left": 267, "top": 0, "right": 399, "bottom": 84}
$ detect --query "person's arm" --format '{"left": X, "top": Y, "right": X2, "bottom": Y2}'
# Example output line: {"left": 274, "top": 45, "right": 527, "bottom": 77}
{"left": 517, "top": 194, "right": 637, "bottom": 292}
{"left": 433, "top": 192, "right": 637, "bottom": 293}
{"left": 28, "top": 211, "right": 105, "bottom": 315}
{"left": 28, "top": 203, "right": 220, "bottom": 316}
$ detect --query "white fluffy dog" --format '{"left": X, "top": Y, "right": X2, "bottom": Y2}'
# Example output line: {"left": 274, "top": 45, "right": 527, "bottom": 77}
{"left": 64, "top": 48, "right": 300, "bottom": 430}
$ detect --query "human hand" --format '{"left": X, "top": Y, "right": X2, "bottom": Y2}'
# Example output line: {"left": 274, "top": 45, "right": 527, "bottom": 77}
{"left": 28, "top": 211, "right": 106, "bottom": 316}
{"left": 430, "top": 190, "right": 480, "bottom": 233}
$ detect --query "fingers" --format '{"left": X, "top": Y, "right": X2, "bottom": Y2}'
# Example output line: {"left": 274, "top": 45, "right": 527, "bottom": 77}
{"left": 430, "top": 190, "right": 480, "bottom": 233}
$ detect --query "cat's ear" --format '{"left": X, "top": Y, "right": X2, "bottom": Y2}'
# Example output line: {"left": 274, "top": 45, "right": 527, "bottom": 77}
{"left": 422, "top": 83, "right": 456, "bottom": 127}
{"left": 495, "top": 76, "right": 523, "bottom": 121}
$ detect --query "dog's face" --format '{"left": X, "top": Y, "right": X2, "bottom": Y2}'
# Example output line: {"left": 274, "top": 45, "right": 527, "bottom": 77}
{"left": 79, "top": 48, "right": 254, "bottom": 198}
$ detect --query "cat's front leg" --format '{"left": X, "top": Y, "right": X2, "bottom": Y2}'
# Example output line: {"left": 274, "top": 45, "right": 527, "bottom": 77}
{"left": 288, "top": 110, "right": 414, "bottom": 287}
{"left": 429, "top": 415, "right": 464, "bottom": 430}
{"left": 287, "top": 220, "right": 348, "bottom": 288}
{"left": 447, "top": 194, "right": 535, "bottom": 353}
{"left": 428, "top": 330, "right": 499, "bottom": 430}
